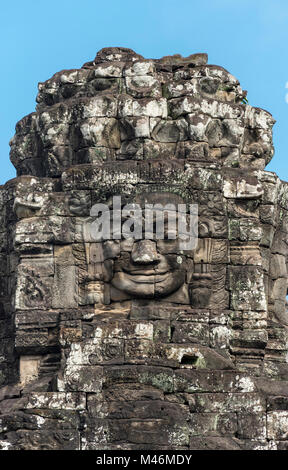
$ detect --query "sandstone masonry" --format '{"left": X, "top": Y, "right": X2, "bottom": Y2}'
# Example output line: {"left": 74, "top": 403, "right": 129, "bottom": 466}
{"left": 0, "top": 47, "right": 287, "bottom": 450}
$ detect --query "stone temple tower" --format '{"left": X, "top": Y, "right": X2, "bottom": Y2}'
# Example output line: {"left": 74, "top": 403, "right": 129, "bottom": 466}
{"left": 0, "top": 47, "right": 288, "bottom": 450}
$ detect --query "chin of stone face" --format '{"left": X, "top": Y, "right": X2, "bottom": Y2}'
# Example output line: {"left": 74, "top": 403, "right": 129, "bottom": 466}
{"left": 0, "top": 46, "right": 287, "bottom": 451}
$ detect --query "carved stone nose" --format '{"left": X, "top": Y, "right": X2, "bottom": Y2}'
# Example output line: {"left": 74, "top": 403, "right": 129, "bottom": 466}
{"left": 131, "top": 240, "right": 159, "bottom": 264}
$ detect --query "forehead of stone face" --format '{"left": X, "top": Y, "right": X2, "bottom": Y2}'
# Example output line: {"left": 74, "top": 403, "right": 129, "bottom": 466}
{"left": 134, "top": 191, "right": 185, "bottom": 207}
{"left": 104, "top": 191, "right": 186, "bottom": 210}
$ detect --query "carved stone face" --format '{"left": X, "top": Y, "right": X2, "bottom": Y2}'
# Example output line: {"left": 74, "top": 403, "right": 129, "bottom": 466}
{"left": 109, "top": 192, "right": 189, "bottom": 300}
{"left": 111, "top": 239, "right": 186, "bottom": 299}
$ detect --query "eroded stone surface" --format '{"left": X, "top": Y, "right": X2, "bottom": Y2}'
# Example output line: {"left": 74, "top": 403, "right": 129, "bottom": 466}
{"left": 0, "top": 47, "right": 287, "bottom": 450}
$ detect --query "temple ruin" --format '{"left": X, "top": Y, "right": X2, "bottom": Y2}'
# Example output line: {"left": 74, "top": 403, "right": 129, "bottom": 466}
{"left": 0, "top": 47, "right": 288, "bottom": 450}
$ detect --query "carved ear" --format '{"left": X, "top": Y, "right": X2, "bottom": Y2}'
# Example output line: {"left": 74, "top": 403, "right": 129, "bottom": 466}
{"left": 188, "top": 275, "right": 212, "bottom": 308}
{"left": 198, "top": 218, "right": 213, "bottom": 237}
{"left": 194, "top": 239, "right": 213, "bottom": 264}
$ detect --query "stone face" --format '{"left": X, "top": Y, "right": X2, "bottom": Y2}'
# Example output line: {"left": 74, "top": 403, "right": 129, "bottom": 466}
{"left": 0, "top": 46, "right": 287, "bottom": 450}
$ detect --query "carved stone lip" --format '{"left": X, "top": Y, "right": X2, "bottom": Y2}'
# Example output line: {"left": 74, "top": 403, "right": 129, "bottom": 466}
{"left": 121, "top": 272, "right": 170, "bottom": 284}
{"left": 123, "top": 267, "right": 168, "bottom": 276}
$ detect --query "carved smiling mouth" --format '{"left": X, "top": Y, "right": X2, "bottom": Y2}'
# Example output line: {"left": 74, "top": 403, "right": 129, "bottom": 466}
{"left": 111, "top": 267, "right": 185, "bottom": 298}
{"left": 122, "top": 271, "right": 170, "bottom": 284}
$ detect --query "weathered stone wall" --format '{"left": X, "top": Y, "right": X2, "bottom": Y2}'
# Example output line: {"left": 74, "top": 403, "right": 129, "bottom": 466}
{"left": 0, "top": 47, "right": 288, "bottom": 450}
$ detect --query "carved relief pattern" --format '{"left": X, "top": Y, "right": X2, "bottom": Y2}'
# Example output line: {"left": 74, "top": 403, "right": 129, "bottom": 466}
{"left": 0, "top": 47, "right": 287, "bottom": 450}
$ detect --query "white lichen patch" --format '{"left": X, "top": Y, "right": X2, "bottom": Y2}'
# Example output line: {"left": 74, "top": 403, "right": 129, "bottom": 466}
{"left": 134, "top": 323, "right": 154, "bottom": 339}
{"left": 25, "top": 392, "right": 86, "bottom": 410}
{"left": 236, "top": 376, "right": 255, "bottom": 392}
{"left": 0, "top": 441, "right": 12, "bottom": 450}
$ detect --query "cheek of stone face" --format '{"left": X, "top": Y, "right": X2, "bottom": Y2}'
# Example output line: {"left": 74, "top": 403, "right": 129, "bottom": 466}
{"left": 154, "top": 270, "right": 186, "bottom": 297}
{"left": 113, "top": 251, "right": 132, "bottom": 273}
{"left": 165, "top": 253, "right": 187, "bottom": 271}
{"left": 156, "top": 239, "right": 180, "bottom": 255}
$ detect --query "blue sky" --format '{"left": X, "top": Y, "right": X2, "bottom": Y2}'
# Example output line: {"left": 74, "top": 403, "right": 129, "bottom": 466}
{"left": 1, "top": 0, "right": 287, "bottom": 184}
